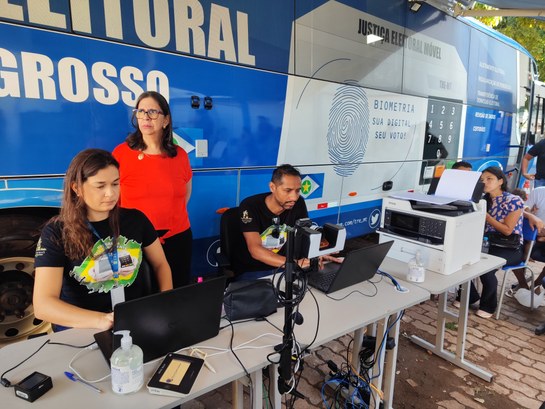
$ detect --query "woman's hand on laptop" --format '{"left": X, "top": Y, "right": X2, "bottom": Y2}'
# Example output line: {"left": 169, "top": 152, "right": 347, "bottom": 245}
{"left": 96, "top": 312, "right": 114, "bottom": 330}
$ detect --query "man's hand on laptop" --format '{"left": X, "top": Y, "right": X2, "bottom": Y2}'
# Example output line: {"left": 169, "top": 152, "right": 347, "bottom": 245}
{"left": 314, "top": 254, "right": 343, "bottom": 270}
{"left": 297, "top": 258, "right": 311, "bottom": 269}
{"left": 321, "top": 254, "right": 343, "bottom": 264}
{"left": 295, "top": 255, "right": 343, "bottom": 271}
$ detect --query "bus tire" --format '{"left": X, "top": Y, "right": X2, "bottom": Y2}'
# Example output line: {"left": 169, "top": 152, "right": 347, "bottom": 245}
{"left": 0, "top": 214, "right": 51, "bottom": 342}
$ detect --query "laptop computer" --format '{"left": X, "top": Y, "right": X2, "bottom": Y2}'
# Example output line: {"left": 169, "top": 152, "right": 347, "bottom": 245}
{"left": 307, "top": 241, "right": 393, "bottom": 294}
{"left": 94, "top": 275, "right": 226, "bottom": 364}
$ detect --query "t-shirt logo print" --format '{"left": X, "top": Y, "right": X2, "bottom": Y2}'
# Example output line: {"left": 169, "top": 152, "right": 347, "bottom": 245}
{"left": 241, "top": 210, "right": 252, "bottom": 224}
{"left": 70, "top": 236, "right": 142, "bottom": 293}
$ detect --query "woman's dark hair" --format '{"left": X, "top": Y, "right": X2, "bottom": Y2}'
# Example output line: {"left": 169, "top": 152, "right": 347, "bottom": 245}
{"left": 482, "top": 166, "right": 508, "bottom": 210}
{"left": 126, "top": 91, "right": 177, "bottom": 158}
{"left": 57, "top": 149, "right": 120, "bottom": 260}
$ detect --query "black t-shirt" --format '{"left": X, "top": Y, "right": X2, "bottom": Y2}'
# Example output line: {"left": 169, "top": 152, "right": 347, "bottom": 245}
{"left": 528, "top": 139, "right": 545, "bottom": 179}
{"left": 34, "top": 208, "right": 157, "bottom": 312}
{"left": 235, "top": 193, "right": 308, "bottom": 273}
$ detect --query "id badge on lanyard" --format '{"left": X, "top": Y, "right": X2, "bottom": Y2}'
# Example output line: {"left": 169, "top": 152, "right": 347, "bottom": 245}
{"left": 87, "top": 222, "right": 125, "bottom": 306}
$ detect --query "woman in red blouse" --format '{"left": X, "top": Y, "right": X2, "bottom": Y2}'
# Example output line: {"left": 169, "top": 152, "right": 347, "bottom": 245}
{"left": 113, "top": 91, "right": 193, "bottom": 288}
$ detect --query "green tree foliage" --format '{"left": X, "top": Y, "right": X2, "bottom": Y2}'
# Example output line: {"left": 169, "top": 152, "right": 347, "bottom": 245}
{"left": 496, "top": 19, "right": 545, "bottom": 80}
{"left": 474, "top": 3, "right": 545, "bottom": 80}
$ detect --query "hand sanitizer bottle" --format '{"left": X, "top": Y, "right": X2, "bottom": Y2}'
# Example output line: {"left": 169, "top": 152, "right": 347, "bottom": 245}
{"left": 407, "top": 251, "right": 425, "bottom": 283}
{"left": 111, "top": 330, "right": 144, "bottom": 394}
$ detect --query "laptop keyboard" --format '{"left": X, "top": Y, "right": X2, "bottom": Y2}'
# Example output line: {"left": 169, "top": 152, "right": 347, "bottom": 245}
{"left": 307, "top": 270, "right": 336, "bottom": 292}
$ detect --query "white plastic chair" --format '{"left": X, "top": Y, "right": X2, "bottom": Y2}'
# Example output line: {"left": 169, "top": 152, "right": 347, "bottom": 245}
{"left": 496, "top": 218, "right": 538, "bottom": 320}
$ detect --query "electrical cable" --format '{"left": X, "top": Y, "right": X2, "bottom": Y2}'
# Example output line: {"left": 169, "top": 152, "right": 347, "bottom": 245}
{"left": 324, "top": 280, "right": 379, "bottom": 301}
{"left": 369, "top": 310, "right": 405, "bottom": 383}
{"left": 268, "top": 259, "right": 316, "bottom": 405}
{"left": 300, "top": 286, "right": 320, "bottom": 352}
{"left": 225, "top": 316, "right": 253, "bottom": 409}
{"left": 49, "top": 340, "right": 96, "bottom": 349}
{"left": 219, "top": 316, "right": 257, "bottom": 330}
{"left": 352, "top": 335, "right": 383, "bottom": 403}
{"left": 68, "top": 346, "right": 112, "bottom": 383}
{"left": 377, "top": 269, "right": 409, "bottom": 293}
{"left": 1, "top": 339, "right": 50, "bottom": 388}
{"left": 264, "top": 316, "right": 284, "bottom": 334}
{"left": 272, "top": 266, "right": 308, "bottom": 307}
{"left": 1, "top": 339, "right": 96, "bottom": 388}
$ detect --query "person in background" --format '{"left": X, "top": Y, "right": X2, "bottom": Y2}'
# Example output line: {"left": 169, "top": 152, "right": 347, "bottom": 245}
{"left": 511, "top": 188, "right": 527, "bottom": 202}
{"left": 507, "top": 186, "right": 545, "bottom": 299}
{"left": 33, "top": 149, "right": 172, "bottom": 331}
{"left": 466, "top": 167, "right": 524, "bottom": 318}
{"left": 521, "top": 139, "right": 545, "bottom": 188}
{"left": 451, "top": 160, "right": 472, "bottom": 171}
{"left": 524, "top": 186, "right": 545, "bottom": 240}
{"left": 235, "top": 164, "right": 340, "bottom": 281}
{"left": 510, "top": 186, "right": 545, "bottom": 234}
{"left": 236, "top": 164, "right": 310, "bottom": 280}
{"left": 428, "top": 160, "right": 472, "bottom": 195}
{"left": 113, "top": 91, "right": 193, "bottom": 288}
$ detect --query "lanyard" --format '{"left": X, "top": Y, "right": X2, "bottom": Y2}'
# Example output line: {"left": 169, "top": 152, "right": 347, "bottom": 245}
{"left": 87, "top": 222, "right": 119, "bottom": 278}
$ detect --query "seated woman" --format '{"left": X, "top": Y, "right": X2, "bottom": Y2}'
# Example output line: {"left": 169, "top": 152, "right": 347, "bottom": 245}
{"left": 33, "top": 149, "right": 173, "bottom": 331}
{"left": 469, "top": 166, "right": 524, "bottom": 318}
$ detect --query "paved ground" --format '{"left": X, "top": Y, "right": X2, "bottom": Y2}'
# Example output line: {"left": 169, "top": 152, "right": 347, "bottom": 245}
{"left": 185, "top": 260, "right": 545, "bottom": 409}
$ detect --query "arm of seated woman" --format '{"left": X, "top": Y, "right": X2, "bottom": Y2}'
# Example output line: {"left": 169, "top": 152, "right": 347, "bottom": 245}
{"left": 486, "top": 208, "right": 522, "bottom": 236}
{"left": 33, "top": 266, "right": 114, "bottom": 330}
{"left": 144, "top": 238, "right": 173, "bottom": 291}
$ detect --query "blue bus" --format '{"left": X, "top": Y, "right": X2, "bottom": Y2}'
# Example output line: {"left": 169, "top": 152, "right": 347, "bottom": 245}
{"left": 0, "top": 0, "right": 539, "bottom": 339}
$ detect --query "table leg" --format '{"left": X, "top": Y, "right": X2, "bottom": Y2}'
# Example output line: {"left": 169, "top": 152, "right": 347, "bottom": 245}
{"left": 268, "top": 364, "right": 282, "bottom": 409}
{"left": 370, "top": 319, "right": 386, "bottom": 409}
{"left": 382, "top": 314, "right": 401, "bottom": 409}
{"left": 232, "top": 379, "right": 243, "bottom": 409}
{"left": 231, "top": 368, "right": 263, "bottom": 409}
{"left": 410, "top": 282, "right": 493, "bottom": 381}
{"left": 251, "top": 368, "right": 263, "bottom": 409}
{"left": 350, "top": 326, "right": 367, "bottom": 370}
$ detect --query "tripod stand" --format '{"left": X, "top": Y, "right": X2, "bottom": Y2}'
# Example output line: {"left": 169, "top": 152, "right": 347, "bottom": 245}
{"left": 277, "top": 228, "right": 303, "bottom": 396}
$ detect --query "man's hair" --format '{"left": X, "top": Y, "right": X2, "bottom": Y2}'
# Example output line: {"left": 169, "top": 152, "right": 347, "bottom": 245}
{"left": 271, "top": 164, "right": 301, "bottom": 184}
{"left": 452, "top": 161, "right": 472, "bottom": 170}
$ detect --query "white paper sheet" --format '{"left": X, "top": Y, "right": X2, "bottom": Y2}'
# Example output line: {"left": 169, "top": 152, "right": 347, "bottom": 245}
{"left": 434, "top": 169, "right": 481, "bottom": 200}
{"left": 389, "top": 191, "right": 457, "bottom": 205}
{"left": 390, "top": 169, "right": 481, "bottom": 205}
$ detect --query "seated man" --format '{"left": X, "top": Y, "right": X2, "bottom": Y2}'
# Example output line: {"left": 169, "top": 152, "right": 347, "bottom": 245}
{"left": 234, "top": 164, "right": 310, "bottom": 280}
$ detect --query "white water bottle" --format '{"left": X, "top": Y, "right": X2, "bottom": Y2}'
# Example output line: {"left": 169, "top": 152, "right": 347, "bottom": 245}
{"left": 407, "top": 251, "right": 425, "bottom": 283}
{"left": 111, "top": 330, "right": 144, "bottom": 395}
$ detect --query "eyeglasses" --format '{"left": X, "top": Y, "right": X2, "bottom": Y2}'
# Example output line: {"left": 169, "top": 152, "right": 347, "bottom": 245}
{"left": 133, "top": 108, "right": 164, "bottom": 120}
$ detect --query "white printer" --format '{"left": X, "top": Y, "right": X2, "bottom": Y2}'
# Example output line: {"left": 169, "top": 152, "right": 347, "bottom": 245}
{"left": 378, "top": 170, "right": 486, "bottom": 275}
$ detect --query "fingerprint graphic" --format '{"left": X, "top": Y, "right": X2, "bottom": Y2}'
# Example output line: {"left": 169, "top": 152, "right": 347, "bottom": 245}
{"left": 327, "top": 85, "right": 369, "bottom": 177}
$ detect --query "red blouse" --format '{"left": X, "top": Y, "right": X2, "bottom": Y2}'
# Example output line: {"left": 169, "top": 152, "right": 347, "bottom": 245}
{"left": 113, "top": 142, "right": 192, "bottom": 238}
